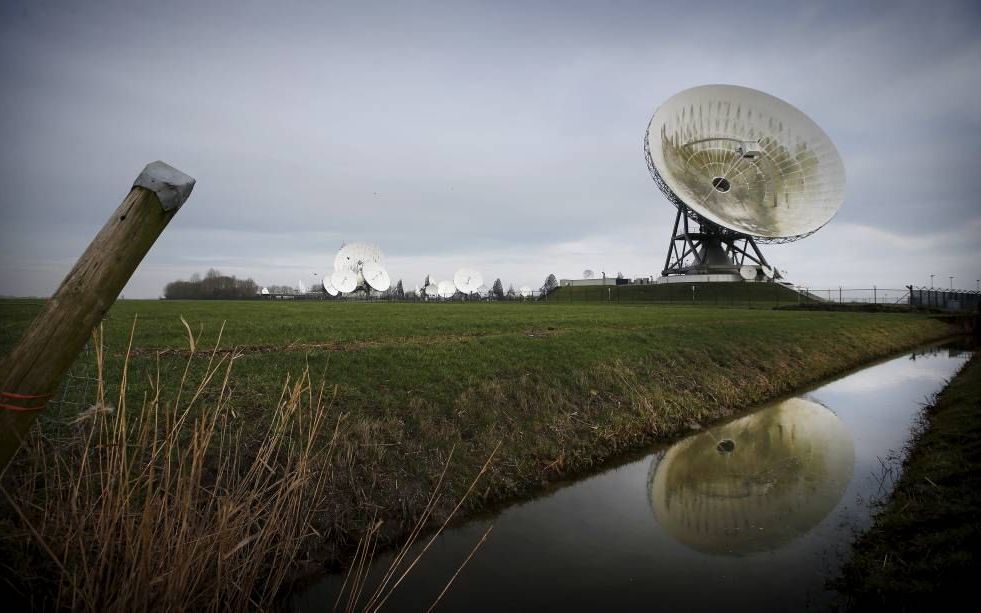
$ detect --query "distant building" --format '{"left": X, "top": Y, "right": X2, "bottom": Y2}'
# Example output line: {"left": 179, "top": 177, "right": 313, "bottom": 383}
{"left": 559, "top": 277, "right": 629, "bottom": 287}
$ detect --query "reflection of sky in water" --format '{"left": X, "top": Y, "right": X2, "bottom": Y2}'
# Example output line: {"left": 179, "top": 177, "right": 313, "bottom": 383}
{"left": 820, "top": 350, "right": 964, "bottom": 394}
{"left": 295, "top": 345, "right": 971, "bottom": 612}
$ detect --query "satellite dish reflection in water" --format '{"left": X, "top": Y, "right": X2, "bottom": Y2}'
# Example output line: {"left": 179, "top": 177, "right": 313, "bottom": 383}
{"left": 648, "top": 397, "right": 855, "bottom": 555}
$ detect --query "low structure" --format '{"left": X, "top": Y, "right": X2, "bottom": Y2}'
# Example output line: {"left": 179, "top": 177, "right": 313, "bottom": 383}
{"left": 559, "top": 277, "right": 629, "bottom": 287}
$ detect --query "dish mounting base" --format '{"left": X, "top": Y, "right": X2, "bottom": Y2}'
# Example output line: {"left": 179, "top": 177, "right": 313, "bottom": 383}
{"left": 662, "top": 205, "right": 774, "bottom": 277}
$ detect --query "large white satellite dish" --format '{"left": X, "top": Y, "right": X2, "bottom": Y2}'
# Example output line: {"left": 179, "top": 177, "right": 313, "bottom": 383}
{"left": 519, "top": 286, "right": 532, "bottom": 298}
{"left": 475, "top": 284, "right": 490, "bottom": 298}
{"left": 437, "top": 280, "right": 456, "bottom": 299}
{"left": 328, "top": 242, "right": 391, "bottom": 294}
{"left": 334, "top": 242, "right": 384, "bottom": 273}
{"left": 362, "top": 263, "right": 391, "bottom": 292}
{"left": 330, "top": 269, "right": 358, "bottom": 294}
{"left": 453, "top": 268, "right": 483, "bottom": 294}
{"left": 645, "top": 84, "right": 845, "bottom": 278}
{"left": 424, "top": 283, "right": 439, "bottom": 298}
{"left": 322, "top": 277, "right": 339, "bottom": 296}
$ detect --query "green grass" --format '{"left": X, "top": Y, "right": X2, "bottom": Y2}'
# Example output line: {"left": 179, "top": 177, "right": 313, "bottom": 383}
{"left": 0, "top": 299, "right": 957, "bottom": 574}
{"left": 835, "top": 355, "right": 981, "bottom": 609}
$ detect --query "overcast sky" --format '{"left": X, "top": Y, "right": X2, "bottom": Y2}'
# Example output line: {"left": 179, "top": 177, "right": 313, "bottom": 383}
{"left": 1, "top": 0, "right": 979, "bottom": 298}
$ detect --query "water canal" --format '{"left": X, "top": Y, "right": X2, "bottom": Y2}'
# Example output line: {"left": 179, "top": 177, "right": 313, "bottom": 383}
{"left": 295, "top": 342, "right": 972, "bottom": 611}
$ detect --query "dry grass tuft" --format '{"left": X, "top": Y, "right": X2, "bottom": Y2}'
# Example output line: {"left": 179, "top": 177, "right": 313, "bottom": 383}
{"left": 1, "top": 321, "right": 340, "bottom": 610}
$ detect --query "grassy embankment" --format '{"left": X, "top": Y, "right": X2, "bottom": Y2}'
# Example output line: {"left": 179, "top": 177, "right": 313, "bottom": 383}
{"left": 550, "top": 280, "right": 814, "bottom": 305}
{"left": 836, "top": 354, "right": 981, "bottom": 609}
{"left": 0, "top": 299, "right": 956, "bottom": 607}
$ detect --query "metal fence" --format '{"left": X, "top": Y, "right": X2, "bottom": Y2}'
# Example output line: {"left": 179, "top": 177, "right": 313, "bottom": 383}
{"left": 545, "top": 282, "right": 981, "bottom": 311}
{"left": 793, "top": 287, "right": 910, "bottom": 305}
{"left": 908, "top": 287, "right": 981, "bottom": 312}
{"left": 232, "top": 284, "right": 981, "bottom": 312}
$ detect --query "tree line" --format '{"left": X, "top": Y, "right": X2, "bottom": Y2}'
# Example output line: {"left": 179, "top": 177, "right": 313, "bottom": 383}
{"left": 164, "top": 269, "right": 258, "bottom": 299}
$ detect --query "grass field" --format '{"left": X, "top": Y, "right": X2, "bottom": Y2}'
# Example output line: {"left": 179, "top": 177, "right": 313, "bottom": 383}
{"left": 0, "top": 298, "right": 957, "bottom": 606}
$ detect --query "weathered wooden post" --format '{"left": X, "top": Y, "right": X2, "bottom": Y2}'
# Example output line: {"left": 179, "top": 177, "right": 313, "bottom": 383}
{"left": 0, "top": 161, "right": 195, "bottom": 469}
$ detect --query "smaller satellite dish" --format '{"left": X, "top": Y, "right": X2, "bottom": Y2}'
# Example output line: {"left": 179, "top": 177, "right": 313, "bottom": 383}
{"left": 739, "top": 265, "right": 758, "bottom": 281}
{"left": 260, "top": 287, "right": 269, "bottom": 295}
{"left": 453, "top": 268, "right": 483, "bottom": 294}
{"left": 476, "top": 284, "right": 490, "bottom": 298}
{"left": 331, "top": 269, "right": 359, "bottom": 294}
{"left": 762, "top": 265, "right": 775, "bottom": 280}
{"left": 424, "top": 283, "right": 439, "bottom": 298}
{"left": 322, "top": 277, "right": 339, "bottom": 296}
{"left": 437, "top": 280, "right": 456, "bottom": 299}
{"left": 363, "top": 263, "right": 391, "bottom": 292}
{"left": 583, "top": 269, "right": 594, "bottom": 279}
{"left": 519, "top": 285, "right": 532, "bottom": 298}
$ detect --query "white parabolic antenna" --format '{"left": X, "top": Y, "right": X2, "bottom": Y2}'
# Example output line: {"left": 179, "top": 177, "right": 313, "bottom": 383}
{"left": 329, "top": 242, "right": 391, "bottom": 294}
{"left": 330, "top": 269, "right": 359, "bottom": 294}
{"left": 519, "top": 286, "right": 532, "bottom": 298}
{"left": 453, "top": 268, "right": 483, "bottom": 294}
{"left": 645, "top": 84, "right": 845, "bottom": 278}
{"left": 362, "top": 263, "right": 391, "bottom": 292}
{"left": 476, "top": 284, "right": 490, "bottom": 298}
{"left": 437, "top": 280, "right": 456, "bottom": 299}
{"left": 322, "top": 277, "right": 339, "bottom": 296}
{"left": 739, "top": 265, "right": 758, "bottom": 281}
{"left": 424, "top": 283, "right": 440, "bottom": 297}
{"left": 334, "top": 242, "right": 384, "bottom": 273}
{"left": 260, "top": 287, "right": 269, "bottom": 295}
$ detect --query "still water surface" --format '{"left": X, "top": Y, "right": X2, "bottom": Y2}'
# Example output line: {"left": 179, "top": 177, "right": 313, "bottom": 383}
{"left": 297, "top": 343, "right": 971, "bottom": 611}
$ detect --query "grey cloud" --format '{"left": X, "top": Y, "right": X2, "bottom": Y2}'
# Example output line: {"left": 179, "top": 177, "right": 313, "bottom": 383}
{"left": 1, "top": 0, "right": 979, "bottom": 297}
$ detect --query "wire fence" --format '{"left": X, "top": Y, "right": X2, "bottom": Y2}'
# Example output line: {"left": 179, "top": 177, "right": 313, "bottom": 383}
{"left": 908, "top": 287, "right": 981, "bottom": 312}
{"left": 183, "top": 283, "right": 981, "bottom": 312}
{"left": 44, "top": 322, "right": 105, "bottom": 416}
{"left": 543, "top": 283, "right": 981, "bottom": 312}
{"left": 794, "top": 287, "right": 911, "bottom": 305}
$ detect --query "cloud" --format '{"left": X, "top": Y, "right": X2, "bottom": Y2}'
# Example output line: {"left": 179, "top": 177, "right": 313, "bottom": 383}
{"left": 0, "top": 0, "right": 978, "bottom": 297}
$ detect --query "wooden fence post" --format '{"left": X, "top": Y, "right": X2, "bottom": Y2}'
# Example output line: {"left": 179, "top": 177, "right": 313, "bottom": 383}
{"left": 0, "top": 161, "right": 195, "bottom": 469}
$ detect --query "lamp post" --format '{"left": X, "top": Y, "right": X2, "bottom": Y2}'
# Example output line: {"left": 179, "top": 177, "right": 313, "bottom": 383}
{"left": 930, "top": 274, "right": 934, "bottom": 288}
{"left": 949, "top": 276, "right": 954, "bottom": 290}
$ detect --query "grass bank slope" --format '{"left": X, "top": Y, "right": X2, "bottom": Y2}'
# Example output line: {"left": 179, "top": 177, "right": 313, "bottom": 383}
{"left": 0, "top": 300, "right": 956, "bottom": 585}
{"left": 550, "top": 281, "right": 810, "bottom": 305}
{"left": 836, "top": 355, "right": 981, "bottom": 609}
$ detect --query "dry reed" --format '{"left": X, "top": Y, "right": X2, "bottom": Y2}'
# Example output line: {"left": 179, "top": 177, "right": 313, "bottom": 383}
{"left": 1, "top": 320, "right": 340, "bottom": 610}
